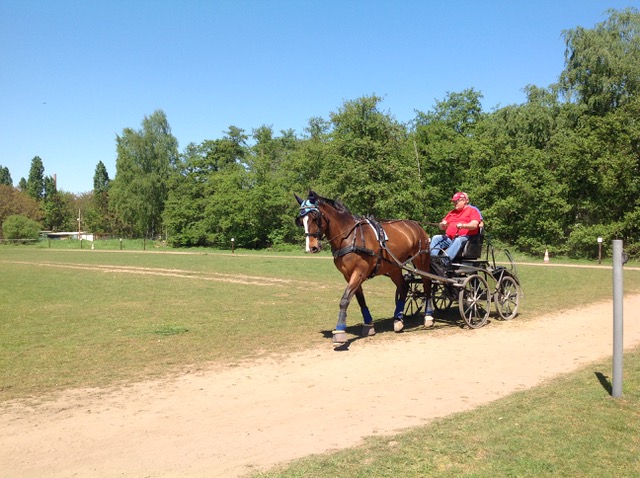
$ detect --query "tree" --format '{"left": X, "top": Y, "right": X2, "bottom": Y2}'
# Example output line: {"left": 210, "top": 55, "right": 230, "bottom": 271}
{"left": 87, "top": 161, "right": 112, "bottom": 233}
{"left": 412, "top": 89, "right": 485, "bottom": 223}
{"left": 245, "top": 126, "right": 300, "bottom": 247}
{"left": 323, "top": 95, "right": 414, "bottom": 218}
{"left": 110, "top": 110, "right": 179, "bottom": 238}
{"left": 416, "top": 88, "right": 484, "bottom": 136}
{"left": 0, "top": 165, "right": 12, "bottom": 186}
{"left": 42, "top": 176, "right": 71, "bottom": 231}
{"left": 93, "top": 161, "right": 110, "bottom": 193}
{"left": 26, "top": 156, "right": 45, "bottom": 200}
{"left": 163, "top": 127, "right": 249, "bottom": 247}
{"left": 559, "top": 7, "right": 640, "bottom": 115}
{"left": 284, "top": 116, "right": 333, "bottom": 194}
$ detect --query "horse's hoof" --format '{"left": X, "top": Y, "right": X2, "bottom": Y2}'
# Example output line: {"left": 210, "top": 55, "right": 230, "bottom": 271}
{"left": 361, "top": 324, "right": 376, "bottom": 337}
{"left": 424, "top": 316, "right": 435, "bottom": 328}
{"left": 332, "top": 330, "right": 348, "bottom": 344}
{"left": 393, "top": 319, "right": 404, "bottom": 333}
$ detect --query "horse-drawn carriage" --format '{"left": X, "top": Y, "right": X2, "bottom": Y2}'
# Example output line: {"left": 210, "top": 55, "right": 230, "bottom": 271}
{"left": 295, "top": 190, "right": 522, "bottom": 346}
{"left": 402, "top": 229, "right": 521, "bottom": 329}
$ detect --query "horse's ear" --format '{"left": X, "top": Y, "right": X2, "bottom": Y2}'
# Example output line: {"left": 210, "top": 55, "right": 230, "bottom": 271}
{"left": 294, "top": 193, "right": 303, "bottom": 205}
{"left": 308, "top": 190, "right": 318, "bottom": 203}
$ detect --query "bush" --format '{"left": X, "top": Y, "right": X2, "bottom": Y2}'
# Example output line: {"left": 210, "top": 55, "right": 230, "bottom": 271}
{"left": 2, "top": 215, "right": 42, "bottom": 243}
{"left": 566, "top": 223, "right": 619, "bottom": 259}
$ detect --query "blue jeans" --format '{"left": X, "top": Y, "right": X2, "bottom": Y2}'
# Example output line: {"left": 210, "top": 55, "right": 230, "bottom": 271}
{"left": 430, "top": 234, "right": 469, "bottom": 260}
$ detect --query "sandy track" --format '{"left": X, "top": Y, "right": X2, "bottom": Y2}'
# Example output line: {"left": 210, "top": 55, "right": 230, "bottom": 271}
{"left": 2, "top": 260, "right": 302, "bottom": 287}
{"left": 2, "top": 295, "right": 640, "bottom": 478}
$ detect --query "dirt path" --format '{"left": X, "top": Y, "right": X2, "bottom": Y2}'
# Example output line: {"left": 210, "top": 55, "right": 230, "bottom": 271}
{"left": 2, "top": 295, "right": 640, "bottom": 478}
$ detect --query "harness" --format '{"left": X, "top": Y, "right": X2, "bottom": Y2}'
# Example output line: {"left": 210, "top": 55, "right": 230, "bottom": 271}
{"left": 298, "top": 200, "right": 387, "bottom": 278}
{"left": 333, "top": 218, "right": 387, "bottom": 278}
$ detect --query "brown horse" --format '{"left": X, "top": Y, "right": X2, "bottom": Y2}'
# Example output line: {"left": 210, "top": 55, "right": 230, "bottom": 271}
{"left": 295, "top": 190, "right": 432, "bottom": 345}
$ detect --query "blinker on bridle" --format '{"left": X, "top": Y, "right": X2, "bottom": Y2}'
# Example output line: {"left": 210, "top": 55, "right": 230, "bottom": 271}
{"left": 298, "top": 199, "right": 325, "bottom": 239}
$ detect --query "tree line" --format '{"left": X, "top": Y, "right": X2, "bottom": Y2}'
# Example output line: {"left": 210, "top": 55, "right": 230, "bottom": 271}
{"left": 1, "top": 8, "right": 639, "bottom": 258}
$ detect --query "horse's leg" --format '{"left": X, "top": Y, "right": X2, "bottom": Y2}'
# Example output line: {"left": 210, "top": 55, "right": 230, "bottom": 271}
{"left": 389, "top": 270, "right": 408, "bottom": 332}
{"left": 354, "top": 287, "right": 376, "bottom": 337}
{"left": 415, "top": 250, "right": 435, "bottom": 328}
{"left": 333, "top": 273, "right": 367, "bottom": 344}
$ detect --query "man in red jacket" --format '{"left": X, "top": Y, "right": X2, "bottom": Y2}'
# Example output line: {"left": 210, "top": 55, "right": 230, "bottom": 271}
{"left": 429, "top": 191, "right": 482, "bottom": 262}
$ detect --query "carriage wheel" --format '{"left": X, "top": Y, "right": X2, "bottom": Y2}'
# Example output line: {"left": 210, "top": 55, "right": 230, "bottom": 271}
{"left": 404, "top": 279, "right": 426, "bottom": 317}
{"left": 495, "top": 274, "right": 520, "bottom": 320}
{"left": 431, "top": 282, "right": 452, "bottom": 311}
{"left": 458, "top": 274, "right": 490, "bottom": 329}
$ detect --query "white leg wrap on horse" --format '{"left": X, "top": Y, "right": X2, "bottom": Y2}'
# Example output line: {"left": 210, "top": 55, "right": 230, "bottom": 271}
{"left": 424, "top": 315, "right": 434, "bottom": 328}
{"left": 393, "top": 319, "right": 404, "bottom": 332}
{"left": 332, "top": 330, "right": 348, "bottom": 343}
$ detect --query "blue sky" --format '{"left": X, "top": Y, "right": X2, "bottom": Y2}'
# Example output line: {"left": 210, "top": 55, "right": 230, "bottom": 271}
{"left": 1, "top": 0, "right": 637, "bottom": 194}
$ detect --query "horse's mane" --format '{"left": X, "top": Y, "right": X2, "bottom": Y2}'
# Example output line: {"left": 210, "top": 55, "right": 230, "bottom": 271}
{"left": 315, "top": 193, "right": 351, "bottom": 216}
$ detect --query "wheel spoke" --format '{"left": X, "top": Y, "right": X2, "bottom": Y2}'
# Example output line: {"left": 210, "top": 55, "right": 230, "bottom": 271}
{"left": 403, "top": 277, "right": 426, "bottom": 317}
{"left": 432, "top": 282, "right": 452, "bottom": 310}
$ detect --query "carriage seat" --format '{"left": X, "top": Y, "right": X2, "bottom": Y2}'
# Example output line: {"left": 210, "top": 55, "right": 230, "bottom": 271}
{"left": 457, "top": 227, "right": 484, "bottom": 260}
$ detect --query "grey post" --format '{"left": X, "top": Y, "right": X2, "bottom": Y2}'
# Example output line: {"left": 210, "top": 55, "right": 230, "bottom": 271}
{"left": 612, "top": 239, "right": 624, "bottom": 398}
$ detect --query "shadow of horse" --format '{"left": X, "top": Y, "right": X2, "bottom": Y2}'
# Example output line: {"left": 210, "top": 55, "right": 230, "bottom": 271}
{"left": 319, "top": 311, "right": 472, "bottom": 351}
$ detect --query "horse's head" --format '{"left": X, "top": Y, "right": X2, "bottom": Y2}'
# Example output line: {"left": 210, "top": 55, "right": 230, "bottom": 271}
{"left": 294, "top": 191, "right": 327, "bottom": 253}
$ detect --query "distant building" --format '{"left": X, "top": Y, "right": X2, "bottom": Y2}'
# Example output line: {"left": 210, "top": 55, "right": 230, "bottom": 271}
{"left": 43, "top": 231, "right": 94, "bottom": 241}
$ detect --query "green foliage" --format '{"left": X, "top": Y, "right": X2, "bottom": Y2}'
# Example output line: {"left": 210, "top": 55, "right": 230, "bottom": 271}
{"left": 322, "top": 95, "right": 415, "bottom": 218}
{"left": 164, "top": 128, "right": 251, "bottom": 247}
{"left": 110, "top": 109, "right": 179, "bottom": 238}
{"left": 40, "top": 175, "right": 74, "bottom": 231}
{"left": 0, "top": 165, "right": 12, "bottom": 186}
{"left": 2, "top": 214, "right": 41, "bottom": 241}
{"left": 26, "top": 156, "right": 45, "bottom": 200}
{"left": 0, "top": 185, "right": 43, "bottom": 234}
{"left": 559, "top": 7, "right": 640, "bottom": 115}
{"left": 86, "top": 162, "right": 112, "bottom": 234}
{"left": 93, "top": 161, "right": 110, "bottom": 193}
{"left": 566, "top": 223, "right": 619, "bottom": 259}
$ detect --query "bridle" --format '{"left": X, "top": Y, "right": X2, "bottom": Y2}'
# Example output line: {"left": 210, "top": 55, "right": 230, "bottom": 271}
{"left": 297, "top": 199, "right": 370, "bottom": 246}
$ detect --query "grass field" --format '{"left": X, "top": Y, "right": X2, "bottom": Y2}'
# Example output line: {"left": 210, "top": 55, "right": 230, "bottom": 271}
{"left": 1, "top": 244, "right": 640, "bottom": 477}
{"left": 1, "top": 245, "right": 639, "bottom": 401}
